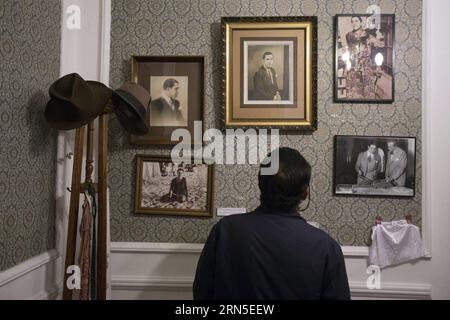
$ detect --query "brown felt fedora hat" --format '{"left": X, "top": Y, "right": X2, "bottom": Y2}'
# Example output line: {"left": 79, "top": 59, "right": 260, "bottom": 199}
{"left": 45, "top": 73, "right": 112, "bottom": 130}
{"left": 111, "top": 82, "right": 150, "bottom": 135}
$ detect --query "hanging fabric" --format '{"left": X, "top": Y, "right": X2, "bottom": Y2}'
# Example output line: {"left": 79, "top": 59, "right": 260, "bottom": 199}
{"left": 88, "top": 185, "right": 98, "bottom": 300}
{"left": 369, "top": 219, "right": 425, "bottom": 268}
{"left": 78, "top": 191, "right": 93, "bottom": 300}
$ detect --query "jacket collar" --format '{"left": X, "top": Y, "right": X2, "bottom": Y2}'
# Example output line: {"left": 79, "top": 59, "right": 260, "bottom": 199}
{"left": 255, "top": 204, "right": 306, "bottom": 220}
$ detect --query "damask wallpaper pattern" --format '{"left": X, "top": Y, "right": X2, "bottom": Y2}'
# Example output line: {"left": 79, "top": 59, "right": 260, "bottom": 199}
{"left": 0, "top": 0, "right": 60, "bottom": 271}
{"left": 109, "top": 0, "right": 422, "bottom": 246}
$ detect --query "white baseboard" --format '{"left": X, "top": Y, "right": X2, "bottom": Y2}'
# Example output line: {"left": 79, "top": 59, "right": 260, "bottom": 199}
{"left": 110, "top": 275, "right": 431, "bottom": 300}
{"left": 112, "top": 242, "right": 371, "bottom": 257}
{"left": 0, "top": 250, "right": 61, "bottom": 300}
{"left": 112, "top": 275, "right": 193, "bottom": 290}
{"left": 112, "top": 242, "right": 204, "bottom": 254}
{"left": 33, "top": 281, "right": 63, "bottom": 300}
{"left": 110, "top": 242, "right": 433, "bottom": 300}
{"left": 350, "top": 282, "right": 432, "bottom": 300}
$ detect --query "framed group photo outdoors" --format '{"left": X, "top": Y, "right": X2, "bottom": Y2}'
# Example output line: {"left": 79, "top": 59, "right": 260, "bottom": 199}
{"left": 129, "top": 56, "right": 205, "bottom": 144}
{"left": 135, "top": 155, "right": 214, "bottom": 217}
{"left": 334, "top": 136, "right": 416, "bottom": 198}
{"left": 334, "top": 14, "right": 395, "bottom": 103}
{"left": 222, "top": 16, "right": 317, "bottom": 130}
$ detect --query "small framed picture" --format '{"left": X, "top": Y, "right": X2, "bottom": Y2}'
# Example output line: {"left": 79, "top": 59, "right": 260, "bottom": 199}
{"left": 129, "top": 56, "right": 205, "bottom": 144}
{"left": 134, "top": 155, "right": 214, "bottom": 217}
{"left": 334, "top": 14, "right": 395, "bottom": 103}
{"left": 222, "top": 16, "right": 317, "bottom": 130}
{"left": 334, "top": 136, "right": 416, "bottom": 197}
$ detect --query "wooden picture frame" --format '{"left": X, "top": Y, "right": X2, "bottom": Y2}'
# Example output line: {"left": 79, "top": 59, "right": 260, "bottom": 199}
{"left": 334, "top": 135, "right": 416, "bottom": 198}
{"left": 334, "top": 14, "right": 395, "bottom": 103}
{"left": 222, "top": 16, "right": 317, "bottom": 130}
{"left": 135, "top": 155, "right": 214, "bottom": 217}
{"left": 129, "top": 56, "right": 205, "bottom": 144}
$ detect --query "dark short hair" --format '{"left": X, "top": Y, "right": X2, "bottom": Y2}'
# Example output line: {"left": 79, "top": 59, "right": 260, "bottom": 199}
{"left": 258, "top": 147, "right": 311, "bottom": 212}
{"left": 262, "top": 52, "right": 273, "bottom": 59}
{"left": 163, "top": 78, "right": 179, "bottom": 90}
{"left": 368, "top": 141, "right": 377, "bottom": 147}
{"left": 177, "top": 168, "right": 184, "bottom": 173}
{"left": 351, "top": 15, "right": 363, "bottom": 23}
{"left": 387, "top": 140, "right": 397, "bottom": 146}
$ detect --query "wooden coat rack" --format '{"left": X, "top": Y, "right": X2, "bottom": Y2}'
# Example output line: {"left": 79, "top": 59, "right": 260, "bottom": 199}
{"left": 63, "top": 110, "right": 109, "bottom": 300}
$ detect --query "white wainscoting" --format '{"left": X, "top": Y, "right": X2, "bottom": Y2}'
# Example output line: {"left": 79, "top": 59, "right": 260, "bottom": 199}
{"left": 110, "top": 242, "right": 432, "bottom": 300}
{"left": 0, "top": 250, "right": 62, "bottom": 300}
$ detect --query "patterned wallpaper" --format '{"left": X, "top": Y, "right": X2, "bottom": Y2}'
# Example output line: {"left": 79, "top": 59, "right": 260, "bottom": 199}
{"left": 0, "top": 0, "right": 60, "bottom": 271}
{"left": 109, "top": 0, "right": 422, "bottom": 246}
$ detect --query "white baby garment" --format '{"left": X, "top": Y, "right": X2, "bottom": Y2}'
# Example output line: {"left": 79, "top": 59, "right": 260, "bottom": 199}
{"left": 369, "top": 219, "right": 425, "bottom": 268}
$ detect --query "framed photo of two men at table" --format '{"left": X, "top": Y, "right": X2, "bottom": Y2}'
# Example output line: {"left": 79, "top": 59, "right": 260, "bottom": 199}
{"left": 129, "top": 56, "right": 205, "bottom": 144}
{"left": 334, "top": 136, "right": 416, "bottom": 198}
{"left": 222, "top": 16, "right": 318, "bottom": 130}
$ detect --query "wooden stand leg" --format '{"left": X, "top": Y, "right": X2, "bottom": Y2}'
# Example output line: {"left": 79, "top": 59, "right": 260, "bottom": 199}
{"left": 97, "top": 113, "right": 108, "bottom": 299}
{"left": 63, "top": 127, "right": 85, "bottom": 300}
{"left": 62, "top": 115, "right": 109, "bottom": 300}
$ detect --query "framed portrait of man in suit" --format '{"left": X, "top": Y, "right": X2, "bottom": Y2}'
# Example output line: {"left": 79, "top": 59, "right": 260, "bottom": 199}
{"left": 222, "top": 16, "right": 317, "bottom": 130}
{"left": 130, "top": 56, "right": 204, "bottom": 144}
{"left": 334, "top": 135, "right": 416, "bottom": 197}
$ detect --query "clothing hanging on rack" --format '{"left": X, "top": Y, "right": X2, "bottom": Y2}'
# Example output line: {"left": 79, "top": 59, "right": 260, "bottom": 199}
{"left": 78, "top": 191, "right": 93, "bottom": 300}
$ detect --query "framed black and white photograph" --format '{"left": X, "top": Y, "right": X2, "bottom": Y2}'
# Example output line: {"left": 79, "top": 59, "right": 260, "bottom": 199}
{"left": 134, "top": 155, "right": 214, "bottom": 217}
{"left": 244, "top": 40, "right": 294, "bottom": 105}
{"left": 149, "top": 76, "right": 188, "bottom": 127}
{"left": 334, "top": 14, "right": 395, "bottom": 103}
{"left": 222, "top": 16, "right": 317, "bottom": 130}
{"left": 130, "top": 56, "right": 204, "bottom": 144}
{"left": 334, "top": 136, "right": 416, "bottom": 197}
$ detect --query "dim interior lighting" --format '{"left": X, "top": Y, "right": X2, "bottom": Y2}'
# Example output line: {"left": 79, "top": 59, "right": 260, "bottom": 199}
{"left": 375, "top": 53, "right": 384, "bottom": 67}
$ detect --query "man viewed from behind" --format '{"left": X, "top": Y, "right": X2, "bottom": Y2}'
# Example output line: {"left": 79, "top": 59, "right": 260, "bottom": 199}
{"left": 193, "top": 147, "right": 350, "bottom": 300}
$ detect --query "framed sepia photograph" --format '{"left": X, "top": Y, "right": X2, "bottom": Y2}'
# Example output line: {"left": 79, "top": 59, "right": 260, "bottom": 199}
{"left": 135, "top": 155, "right": 214, "bottom": 217}
{"left": 334, "top": 136, "right": 416, "bottom": 197}
{"left": 334, "top": 14, "right": 395, "bottom": 103}
{"left": 222, "top": 16, "right": 317, "bottom": 130}
{"left": 129, "top": 56, "right": 205, "bottom": 144}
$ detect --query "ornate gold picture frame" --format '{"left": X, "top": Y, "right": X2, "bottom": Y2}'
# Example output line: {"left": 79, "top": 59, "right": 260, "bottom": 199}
{"left": 222, "top": 16, "right": 317, "bottom": 130}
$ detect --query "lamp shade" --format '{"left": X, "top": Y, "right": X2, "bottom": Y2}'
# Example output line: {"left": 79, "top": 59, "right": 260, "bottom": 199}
{"left": 375, "top": 53, "right": 384, "bottom": 67}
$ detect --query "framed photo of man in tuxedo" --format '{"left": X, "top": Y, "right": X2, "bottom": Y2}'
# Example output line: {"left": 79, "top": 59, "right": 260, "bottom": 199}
{"left": 130, "top": 56, "right": 204, "bottom": 144}
{"left": 334, "top": 136, "right": 416, "bottom": 197}
{"left": 222, "top": 16, "right": 317, "bottom": 130}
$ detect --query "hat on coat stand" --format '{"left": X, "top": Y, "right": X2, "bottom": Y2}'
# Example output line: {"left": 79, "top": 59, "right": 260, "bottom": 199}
{"left": 111, "top": 82, "right": 150, "bottom": 135}
{"left": 45, "top": 73, "right": 113, "bottom": 130}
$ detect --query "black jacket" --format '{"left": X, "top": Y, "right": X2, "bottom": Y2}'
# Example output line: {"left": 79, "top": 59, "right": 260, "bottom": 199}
{"left": 150, "top": 97, "right": 183, "bottom": 125}
{"left": 253, "top": 66, "right": 279, "bottom": 100}
{"left": 193, "top": 206, "right": 350, "bottom": 300}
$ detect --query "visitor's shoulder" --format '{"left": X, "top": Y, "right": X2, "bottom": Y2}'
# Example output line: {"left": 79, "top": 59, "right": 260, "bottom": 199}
{"left": 218, "top": 212, "right": 254, "bottom": 223}
{"left": 305, "top": 224, "right": 342, "bottom": 249}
